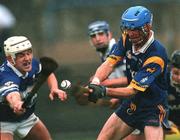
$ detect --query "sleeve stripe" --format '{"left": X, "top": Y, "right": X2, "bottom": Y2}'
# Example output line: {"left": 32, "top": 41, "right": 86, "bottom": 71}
{"left": 107, "top": 55, "right": 123, "bottom": 65}
{"left": 1, "top": 88, "right": 19, "bottom": 96}
{"left": 0, "top": 84, "right": 19, "bottom": 96}
{"left": 143, "top": 56, "right": 164, "bottom": 72}
{"left": 128, "top": 79, "right": 146, "bottom": 92}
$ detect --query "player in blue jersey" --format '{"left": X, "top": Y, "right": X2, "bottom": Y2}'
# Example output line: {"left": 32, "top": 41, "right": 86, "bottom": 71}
{"left": 84, "top": 6, "right": 169, "bottom": 140}
{"left": 166, "top": 50, "right": 180, "bottom": 135}
{"left": 0, "top": 36, "right": 67, "bottom": 140}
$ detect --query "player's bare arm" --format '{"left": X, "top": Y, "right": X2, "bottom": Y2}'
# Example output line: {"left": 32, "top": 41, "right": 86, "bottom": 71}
{"left": 6, "top": 92, "right": 25, "bottom": 115}
{"left": 101, "top": 76, "right": 128, "bottom": 87}
{"left": 48, "top": 73, "right": 67, "bottom": 101}
{"left": 106, "top": 86, "right": 137, "bottom": 98}
{"left": 92, "top": 60, "right": 116, "bottom": 84}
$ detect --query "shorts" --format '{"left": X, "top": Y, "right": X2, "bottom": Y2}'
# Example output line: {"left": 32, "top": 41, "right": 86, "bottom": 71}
{"left": 0, "top": 113, "right": 39, "bottom": 138}
{"left": 115, "top": 102, "right": 168, "bottom": 132}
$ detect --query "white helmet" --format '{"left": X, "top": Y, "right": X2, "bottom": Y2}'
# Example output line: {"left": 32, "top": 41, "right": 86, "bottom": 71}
{"left": 4, "top": 36, "right": 32, "bottom": 58}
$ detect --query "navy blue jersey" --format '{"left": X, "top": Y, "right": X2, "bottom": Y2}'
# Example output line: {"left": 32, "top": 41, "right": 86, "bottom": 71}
{"left": 107, "top": 32, "right": 168, "bottom": 108}
{"left": 0, "top": 58, "right": 41, "bottom": 122}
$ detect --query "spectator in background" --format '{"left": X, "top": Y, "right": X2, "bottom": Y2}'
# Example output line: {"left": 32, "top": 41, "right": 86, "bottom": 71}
{"left": 0, "top": 4, "right": 16, "bottom": 64}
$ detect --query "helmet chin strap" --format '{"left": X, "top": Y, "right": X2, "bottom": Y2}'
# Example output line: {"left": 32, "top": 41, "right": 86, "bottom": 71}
{"left": 7, "top": 55, "right": 16, "bottom": 65}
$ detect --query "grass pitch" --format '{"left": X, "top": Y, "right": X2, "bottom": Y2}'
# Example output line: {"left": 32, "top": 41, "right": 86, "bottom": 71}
{"left": 166, "top": 134, "right": 180, "bottom": 140}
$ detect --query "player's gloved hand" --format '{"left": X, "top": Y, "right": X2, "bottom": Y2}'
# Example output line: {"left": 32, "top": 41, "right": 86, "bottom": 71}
{"left": 88, "top": 84, "right": 106, "bottom": 103}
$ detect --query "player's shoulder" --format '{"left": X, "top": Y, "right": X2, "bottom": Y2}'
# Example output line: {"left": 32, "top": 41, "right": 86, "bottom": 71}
{"left": 32, "top": 58, "right": 40, "bottom": 66}
{"left": 151, "top": 40, "right": 167, "bottom": 53}
{"left": 0, "top": 62, "right": 15, "bottom": 75}
{"left": 148, "top": 40, "right": 168, "bottom": 58}
{"left": 0, "top": 65, "right": 19, "bottom": 85}
{"left": 31, "top": 58, "right": 41, "bottom": 74}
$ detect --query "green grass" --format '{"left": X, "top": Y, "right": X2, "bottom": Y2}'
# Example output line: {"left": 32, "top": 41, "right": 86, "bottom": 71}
{"left": 52, "top": 132, "right": 180, "bottom": 140}
{"left": 166, "top": 134, "right": 180, "bottom": 140}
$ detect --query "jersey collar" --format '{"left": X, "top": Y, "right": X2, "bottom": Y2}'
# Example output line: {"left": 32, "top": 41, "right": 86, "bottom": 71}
{"left": 100, "top": 38, "right": 116, "bottom": 60}
{"left": 106, "top": 38, "right": 116, "bottom": 55}
{"left": 132, "top": 30, "right": 154, "bottom": 55}
{"left": 7, "top": 61, "right": 28, "bottom": 78}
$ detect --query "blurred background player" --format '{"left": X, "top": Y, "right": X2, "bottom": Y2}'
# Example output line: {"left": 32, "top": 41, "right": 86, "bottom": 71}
{"left": 166, "top": 50, "right": 180, "bottom": 137}
{"left": 88, "top": 20, "right": 126, "bottom": 80}
{"left": 0, "top": 4, "right": 16, "bottom": 64}
{"left": 0, "top": 36, "right": 67, "bottom": 140}
{"left": 85, "top": 6, "right": 169, "bottom": 140}
{"left": 75, "top": 20, "right": 127, "bottom": 108}
{"left": 88, "top": 20, "right": 127, "bottom": 108}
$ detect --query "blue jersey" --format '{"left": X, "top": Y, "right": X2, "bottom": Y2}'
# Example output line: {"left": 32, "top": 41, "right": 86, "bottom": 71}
{"left": 0, "top": 58, "right": 41, "bottom": 122}
{"left": 108, "top": 31, "right": 168, "bottom": 109}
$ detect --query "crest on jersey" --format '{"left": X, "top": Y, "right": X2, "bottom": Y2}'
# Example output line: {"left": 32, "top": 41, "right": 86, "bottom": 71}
{"left": 146, "top": 67, "right": 156, "bottom": 73}
{"left": 140, "top": 76, "right": 148, "bottom": 83}
{"left": 4, "top": 81, "right": 14, "bottom": 87}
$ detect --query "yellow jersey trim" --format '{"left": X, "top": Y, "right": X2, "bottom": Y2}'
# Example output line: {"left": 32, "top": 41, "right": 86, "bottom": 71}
{"left": 107, "top": 55, "right": 123, "bottom": 65}
{"left": 129, "top": 79, "right": 146, "bottom": 92}
{"left": 143, "top": 56, "right": 164, "bottom": 72}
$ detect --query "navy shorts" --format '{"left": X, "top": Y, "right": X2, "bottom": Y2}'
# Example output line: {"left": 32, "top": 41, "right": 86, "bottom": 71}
{"left": 115, "top": 101, "right": 169, "bottom": 132}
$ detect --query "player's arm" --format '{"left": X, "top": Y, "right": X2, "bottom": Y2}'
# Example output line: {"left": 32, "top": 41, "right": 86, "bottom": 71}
{"left": 47, "top": 73, "right": 67, "bottom": 101}
{"left": 88, "top": 56, "right": 165, "bottom": 102}
{"left": 92, "top": 60, "right": 114, "bottom": 84}
{"left": 87, "top": 84, "right": 137, "bottom": 103}
{"left": 6, "top": 92, "right": 25, "bottom": 115}
{"left": 106, "top": 86, "right": 137, "bottom": 98}
{"left": 92, "top": 55, "right": 123, "bottom": 84}
{"left": 47, "top": 73, "right": 58, "bottom": 90}
{"left": 100, "top": 77, "right": 128, "bottom": 87}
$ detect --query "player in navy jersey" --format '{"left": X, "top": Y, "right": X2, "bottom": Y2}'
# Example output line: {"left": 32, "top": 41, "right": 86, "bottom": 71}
{"left": 0, "top": 36, "right": 67, "bottom": 140}
{"left": 83, "top": 6, "right": 169, "bottom": 140}
{"left": 166, "top": 50, "right": 180, "bottom": 135}
{"left": 88, "top": 20, "right": 146, "bottom": 140}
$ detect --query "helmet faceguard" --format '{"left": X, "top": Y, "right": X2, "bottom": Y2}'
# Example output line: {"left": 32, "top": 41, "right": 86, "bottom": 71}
{"left": 171, "top": 50, "right": 180, "bottom": 69}
{"left": 88, "top": 20, "right": 110, "bottom": 36}
{"left": 4, "top": 36, "right": 32, "bottom": 59}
